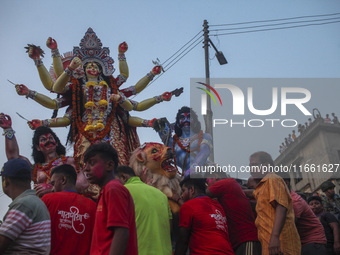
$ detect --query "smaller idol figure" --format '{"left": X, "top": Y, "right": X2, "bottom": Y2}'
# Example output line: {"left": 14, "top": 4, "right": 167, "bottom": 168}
{"left": 0, "top": 113, "right": 90, "bottom": 197}
{"left": 156, "top": 106, "right": 212, "bottom": 176}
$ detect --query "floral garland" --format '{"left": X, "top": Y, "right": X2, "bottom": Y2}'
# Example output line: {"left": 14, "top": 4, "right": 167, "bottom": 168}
{"left": 71, "top": 76, "right": 118, "bottom": 143}
{"left": 173, "top": 130, "right": 203, "bottom": 153}
{"left": 84, "top": 80, "right": 109, "bottom": 132}
{"left": 32, "top": 155, "right": 67, "bottom": 183}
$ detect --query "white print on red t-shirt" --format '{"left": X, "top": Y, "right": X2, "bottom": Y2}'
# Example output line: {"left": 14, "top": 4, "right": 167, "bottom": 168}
{"left": 210, "top": 209, "right": 227, "bottom": 233}
{"left": 58, "top": 206, "right": 90, "bottom": 234}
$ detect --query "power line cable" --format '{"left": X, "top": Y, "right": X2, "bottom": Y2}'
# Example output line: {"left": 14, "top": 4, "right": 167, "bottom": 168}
{"left": 162, "top": 30, "right": 202, "bottom": 65}
{"left": 163, "top": 36, "right": 203, "bottom": 69}
{"left": 163, "top": 38, "right": 203, "bottom": 72}
{"left": 130, "top": 35, "right": 204, "bottom": 98}
{"left": 210, "top": 12, "right": 340, "bottom": 27}
{"left": 212, "top": 20, "right": 340, "bottom": 37}
{"left": 159, "top": 13, "right": 340, "bottom": 80}
{"left": 133, "top": 12, "right": 340, "bottom": 95}
{"left": 210, "top": 16, "right": 340, "bottom": 32}
{"left": 140, "top": 38, "right": 203, "bottom": 92}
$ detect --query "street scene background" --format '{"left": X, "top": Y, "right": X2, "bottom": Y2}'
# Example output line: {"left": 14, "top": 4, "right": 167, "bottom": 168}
{"left": 1, "top": 0, "right": 339, "bottom": 217}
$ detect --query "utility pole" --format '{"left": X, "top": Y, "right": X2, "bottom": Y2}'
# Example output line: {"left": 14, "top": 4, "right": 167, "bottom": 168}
{"left": 203, "top": 19, "right": 214, "bottom": 162}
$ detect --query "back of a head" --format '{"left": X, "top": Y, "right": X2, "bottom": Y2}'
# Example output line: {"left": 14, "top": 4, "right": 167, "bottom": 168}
{"left": 116, "top": 165, "right": 136, "bottom": 177}
{"left": 320, "top": 180, "right": 335, "bottom": 192}
{"left": 297, "top": 192, "right": 307, "bottom": 201}
{"left": 180, "top": 174, "right": 206, "bottom": 194}
{"left": 2, "top": 158, "right": 32, "bottom": 184}
{"left": 51, "top": 164, "right": 77, "bottom": 185}
{"left": 84, "top": 142, "right": 119, "bottom": 169}
{"left": 277, "top": 171, "right": 291, "bottom": 183}
{"left": 250, "top": 151, "right": 275, "bottom": 166}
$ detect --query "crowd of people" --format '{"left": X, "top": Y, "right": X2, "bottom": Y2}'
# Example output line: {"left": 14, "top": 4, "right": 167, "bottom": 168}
{"left": 279, "top": 113, "right": 340, "bottom": 154}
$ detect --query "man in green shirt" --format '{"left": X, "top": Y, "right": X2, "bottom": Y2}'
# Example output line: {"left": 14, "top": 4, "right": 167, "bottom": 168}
{"left": 116, "top": 165, "right": 172, "bottom": 255}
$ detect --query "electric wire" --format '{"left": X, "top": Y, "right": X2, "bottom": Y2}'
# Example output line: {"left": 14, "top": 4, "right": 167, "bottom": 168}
{"left": 148, "top": 38, "right": 203, "bottom": 87}
{"left": 163, "top": 35, "right": 203, "bottom": 69}
{"left": 162, "top": 30, "right": 203, "bottom": 65}
{"left": 210, "top": 16, "right": 340, "bottom": 32}
{"left": 211, "top": 20, "right": 340, "bottom": 37}
{"left": 164, "top": 38, "right": 203, "bottom": 72}
{"left": 157, "top": 13, "right": 340, "bottom": 81}
{"left": 210, "top": 12, "right": 340, "bottom": 27}
{"left": 132, "top": 12, "right": 340, "bottom": 95}
{"left": 130, "top": 33, "right": 203, "bottom": 98}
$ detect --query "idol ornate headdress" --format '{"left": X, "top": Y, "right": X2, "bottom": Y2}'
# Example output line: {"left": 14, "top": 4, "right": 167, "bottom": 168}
{"left": 73, "top": 28, "right": 115, "bottom": 76}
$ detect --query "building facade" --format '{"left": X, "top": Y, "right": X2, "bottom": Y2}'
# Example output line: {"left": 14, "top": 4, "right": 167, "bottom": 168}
{"left": 274, "top": 117, "right": 340, "bottom": 194}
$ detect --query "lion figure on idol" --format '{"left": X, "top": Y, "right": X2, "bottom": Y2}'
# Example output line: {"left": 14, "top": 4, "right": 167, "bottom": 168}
{"left": 129, "top": 142, "right": 182, "bottom": 214}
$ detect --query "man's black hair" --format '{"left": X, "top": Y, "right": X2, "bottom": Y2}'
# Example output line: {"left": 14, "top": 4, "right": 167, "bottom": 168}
{"left": 277, "top": 172, "right": 291, "bottom": 183}
{"left": 116, "top": 165, "right": 136, "bottom": 177}
{"left": 180, "top": 174, "right": 206, "bottom": 194}
{"left": 32, "top": 126, "right": 65, "bottom": 164}
{"left": 307, "top": 195, "right": 323, "bottom": 205}
{"left": 83, "top": 142, "right": 119, "bottom": 171}
{"left": 250, "top": 151, "right": 275, "bottom": 166}
{"left": 50, "top": 164, "right": 77, "bottom": 185}
{"left": 297, "top": 192, "right": 307, "bottom": 202}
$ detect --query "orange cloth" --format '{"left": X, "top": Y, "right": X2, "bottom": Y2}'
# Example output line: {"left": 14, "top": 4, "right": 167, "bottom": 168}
{"left": 253, "top": 173, "right": 301, "bottom": 255}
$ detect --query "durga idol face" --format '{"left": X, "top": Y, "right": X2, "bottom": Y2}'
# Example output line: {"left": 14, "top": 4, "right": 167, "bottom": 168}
{"left": 85, "top": 62, "right": 100, "bottom": 79}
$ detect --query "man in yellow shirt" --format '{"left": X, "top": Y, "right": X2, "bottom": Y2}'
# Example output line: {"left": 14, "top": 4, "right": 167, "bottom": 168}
{"left": 250, "top": 151, "right": 301, "bottom": 255}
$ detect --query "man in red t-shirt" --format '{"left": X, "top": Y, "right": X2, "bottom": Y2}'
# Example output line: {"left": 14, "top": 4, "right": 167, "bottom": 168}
{"left": 207, "top": 178, "right": 261, "bottom": 255}
{"left": 42, "top": 164, "right": 96, "bottom": 255}
{"left": 174, "top": 175, "right": 234, "bottom": 255}
{"left": 83, "top": 143, "right": 138, "bottom": 255}
{"left": 279, "top": 173, "right": 327, "bottom": 255}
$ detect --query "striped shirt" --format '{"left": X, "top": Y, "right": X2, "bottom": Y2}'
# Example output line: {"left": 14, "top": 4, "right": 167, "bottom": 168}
{"left": 0, "top": 189, "right": 51, "bottom": 254}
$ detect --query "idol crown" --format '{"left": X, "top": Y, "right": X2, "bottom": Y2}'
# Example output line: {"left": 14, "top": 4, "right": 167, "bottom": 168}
{"left": 73, "top": 27, "right": 115, "bottom": 76}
